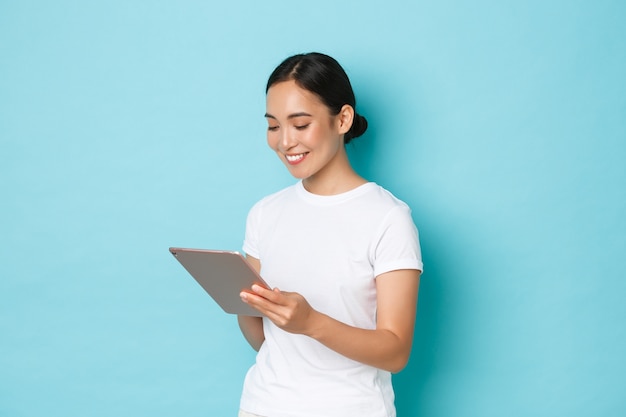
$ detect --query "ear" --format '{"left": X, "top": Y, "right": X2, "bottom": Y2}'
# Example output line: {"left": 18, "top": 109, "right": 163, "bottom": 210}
{"left": 336, "top": 104, "right": 355, "bottom": 135}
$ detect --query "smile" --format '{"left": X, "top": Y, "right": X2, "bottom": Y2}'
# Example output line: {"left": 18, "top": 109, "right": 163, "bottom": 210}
{"left": 285, "top": 153, "right": 308, "bottom": 165}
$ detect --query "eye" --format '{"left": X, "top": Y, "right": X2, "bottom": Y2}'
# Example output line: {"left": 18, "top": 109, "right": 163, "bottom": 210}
{"left": 295, "top": 124, "right": 310, "bottom": 131}
{"left": 267, "top": 126, "right": 279, "bottom": 132}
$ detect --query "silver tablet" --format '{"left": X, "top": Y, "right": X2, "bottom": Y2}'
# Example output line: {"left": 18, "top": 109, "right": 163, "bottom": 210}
{"left": 169, "top": 247, "right": 268, "bottom": 317}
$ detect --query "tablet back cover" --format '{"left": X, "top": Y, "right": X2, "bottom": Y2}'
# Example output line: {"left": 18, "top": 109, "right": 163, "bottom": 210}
{"left": 169, "top": 248, "right": 266, "bottom": 317}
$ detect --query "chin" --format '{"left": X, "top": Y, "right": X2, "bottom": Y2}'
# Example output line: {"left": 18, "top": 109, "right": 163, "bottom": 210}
{"left": 288, "top": 171, "right": 309, "bottom": 180}
{"left": 285, "top": 167, "right": 312, "bottom": 180}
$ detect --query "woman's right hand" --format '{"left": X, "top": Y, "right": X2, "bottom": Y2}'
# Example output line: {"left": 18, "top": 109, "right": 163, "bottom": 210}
{"left": 240, "top": 285, "right": 321, "bottom": 337}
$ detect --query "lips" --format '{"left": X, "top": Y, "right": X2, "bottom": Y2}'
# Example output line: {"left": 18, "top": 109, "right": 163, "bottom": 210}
{"left": 285, "top": 152, "right": 308, "bottom": 165}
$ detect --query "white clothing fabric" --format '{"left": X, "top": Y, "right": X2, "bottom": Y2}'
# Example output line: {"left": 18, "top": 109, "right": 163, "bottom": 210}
{"left": 239, "top": 410, "right": 265, "bottom": 417}
{"left": 240, "top": 181, "right": 422, "bottom": 417}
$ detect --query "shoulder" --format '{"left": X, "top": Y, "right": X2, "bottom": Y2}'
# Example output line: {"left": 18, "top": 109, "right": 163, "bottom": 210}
{"left": 361, "top": 185, "right": 418, "bottom": 241}
{"left": 362, "top": 183, "right": 412, "bottom": 215}
{"left": 247, "top": 182, "right": 299, "bottom": 214}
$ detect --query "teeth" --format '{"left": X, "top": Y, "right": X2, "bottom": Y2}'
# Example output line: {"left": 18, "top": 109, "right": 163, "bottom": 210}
{"left": 286, "top": 153, "right": 305, "bottom": 162}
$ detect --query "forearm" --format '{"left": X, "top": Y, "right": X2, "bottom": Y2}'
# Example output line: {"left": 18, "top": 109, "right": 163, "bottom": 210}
{"left": 240, "top": 269, "right": 420, "bottom": 369}
{"left": 237, "top": 315, "right": 265, "bottom": 351}
{"left": 306, "top": 312, "right": 412, "bottom": 373}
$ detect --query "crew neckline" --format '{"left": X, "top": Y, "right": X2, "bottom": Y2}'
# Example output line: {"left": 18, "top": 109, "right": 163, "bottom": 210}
{"left": 295, "top": 180, "right": 377, "bottom": 205}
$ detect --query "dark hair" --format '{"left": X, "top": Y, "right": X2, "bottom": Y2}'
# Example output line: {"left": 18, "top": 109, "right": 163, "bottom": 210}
{"left": 266, "top": 52, "right": 368, "bottom": 144}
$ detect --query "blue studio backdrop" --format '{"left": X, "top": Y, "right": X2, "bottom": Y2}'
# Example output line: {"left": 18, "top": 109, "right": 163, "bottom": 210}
{"left": 1, "top": 1, "right": 625, "bottom": 416}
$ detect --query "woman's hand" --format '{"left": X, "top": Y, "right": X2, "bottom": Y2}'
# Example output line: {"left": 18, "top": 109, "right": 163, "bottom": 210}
{"left": 240, "top": 285, "right": 320, "bottom": 336}
{"left": 237, "top": 255, "right": 265, "bottom": 351}
{"left": 239, "top": 264, "right": 421, "bottom": 373}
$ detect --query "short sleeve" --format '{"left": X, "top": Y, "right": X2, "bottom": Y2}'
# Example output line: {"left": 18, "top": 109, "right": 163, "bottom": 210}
{"left": 242, "top": 201, "right": 262, "bottom": 259}
{"left": 372, "top": 205, "right": 423, "bottom": 277}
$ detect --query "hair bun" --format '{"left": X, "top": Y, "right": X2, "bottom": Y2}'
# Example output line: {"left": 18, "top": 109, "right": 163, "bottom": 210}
{"left": 345, "top": 113, "right": 368, "bottom": 144}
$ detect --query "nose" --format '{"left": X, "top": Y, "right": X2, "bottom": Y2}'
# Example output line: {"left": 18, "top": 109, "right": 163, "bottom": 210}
{"left": 279, "top": 128, "right": 297, "bottom": 151}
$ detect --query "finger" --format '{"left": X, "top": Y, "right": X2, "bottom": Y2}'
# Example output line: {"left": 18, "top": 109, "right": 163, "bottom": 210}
{"left": 243, "top": 295, "right": 288, "bottom": 328}
{"left": 241, "top": 290, "right": 283, "bottom": 315}
{"left": 251, "top": 285, "right": 286, "bottom": 303}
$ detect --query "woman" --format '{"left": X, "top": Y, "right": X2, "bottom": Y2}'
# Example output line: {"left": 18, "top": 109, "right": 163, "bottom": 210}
{"left": 237, "top": 52, "right": 423, "bottom": 417}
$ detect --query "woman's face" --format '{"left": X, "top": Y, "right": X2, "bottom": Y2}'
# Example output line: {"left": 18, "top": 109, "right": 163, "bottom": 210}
{"left": 265, "top": 80, "right": 351, "bottom": 183}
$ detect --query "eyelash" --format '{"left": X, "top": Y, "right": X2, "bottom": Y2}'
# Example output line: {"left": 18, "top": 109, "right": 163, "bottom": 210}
{"left": 267, "top": 124, "right": 310, "bottom": 132}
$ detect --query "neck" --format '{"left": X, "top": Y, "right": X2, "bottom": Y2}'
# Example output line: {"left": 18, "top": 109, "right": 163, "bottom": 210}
{"left": 302, "top": 149, "right": 367, "bottom": 196}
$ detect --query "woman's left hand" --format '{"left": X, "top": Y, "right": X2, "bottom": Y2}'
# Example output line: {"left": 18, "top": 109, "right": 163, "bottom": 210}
{"left": 240, "top": 285, "right": 320, "bottom": 335}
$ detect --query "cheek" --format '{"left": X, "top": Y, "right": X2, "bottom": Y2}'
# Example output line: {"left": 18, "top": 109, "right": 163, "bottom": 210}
{"left": 266, "top": 133, "right": 278, "bottom": 151}
{"left": 302, "top": 125, "right": 325, "bottom": 147}
{"left": 310, "top": 126, "right": 338, "bottom": 151}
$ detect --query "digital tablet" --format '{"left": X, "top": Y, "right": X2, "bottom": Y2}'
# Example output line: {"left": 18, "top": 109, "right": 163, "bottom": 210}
{"left": 169, "top": 247, "right": 268, "bottom": 317}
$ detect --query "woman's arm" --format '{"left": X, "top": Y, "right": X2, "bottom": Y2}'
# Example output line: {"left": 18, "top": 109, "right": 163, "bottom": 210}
{"left": 237, "top": 255, "right": 265, "bottom": 351}
{"left": 240, "top": 268, "right": 421, "bottom": 373}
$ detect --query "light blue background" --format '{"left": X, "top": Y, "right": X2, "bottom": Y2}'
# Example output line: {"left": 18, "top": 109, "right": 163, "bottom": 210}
{"left": 1, "top": 1, "right": 625, "bottom": 416}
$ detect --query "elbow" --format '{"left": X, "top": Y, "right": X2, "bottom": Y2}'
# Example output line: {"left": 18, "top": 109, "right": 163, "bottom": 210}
{"left": 388, "top": 361, "right": 409, "bottom": 374}
{"left": 385, "top": 351, "right": 411, "bottom": 374}
{"left": 379, "top": 332, "right": 413, "bottom": 373}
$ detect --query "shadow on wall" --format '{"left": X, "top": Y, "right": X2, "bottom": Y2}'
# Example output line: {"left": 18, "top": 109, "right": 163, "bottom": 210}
{"left": 393, "top": 235, "right": 448, "bottom": 416}
{"left": 346, "top": 64, "right": 450, "bottom": 415}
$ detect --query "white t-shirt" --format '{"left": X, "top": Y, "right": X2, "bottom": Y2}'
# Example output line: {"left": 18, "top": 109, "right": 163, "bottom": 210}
{"left": 240, "top": 181, "right": 423, "bottom": 417}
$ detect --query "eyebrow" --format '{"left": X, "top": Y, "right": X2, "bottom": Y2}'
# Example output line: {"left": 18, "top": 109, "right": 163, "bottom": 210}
{"left": 264, "top": 112, "right": 313, "bottom": 120}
